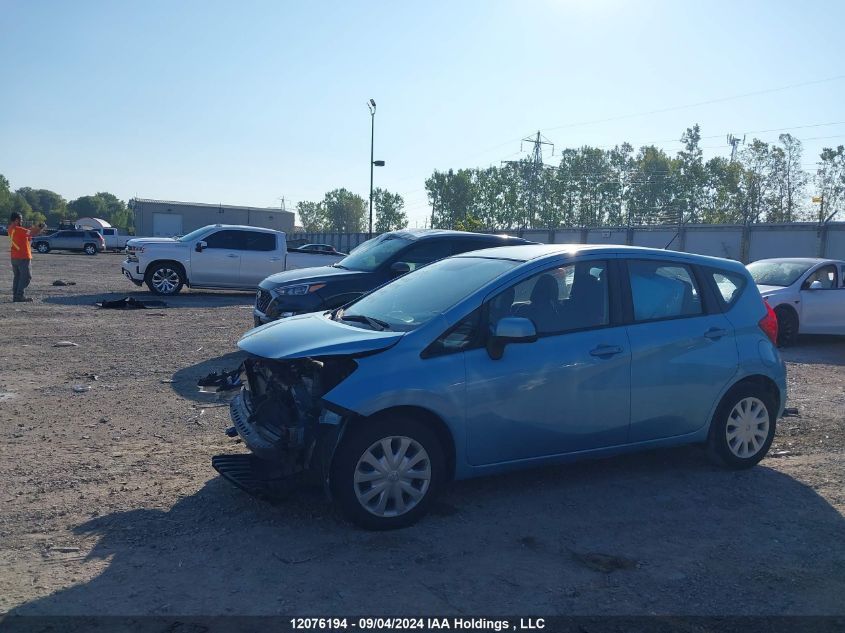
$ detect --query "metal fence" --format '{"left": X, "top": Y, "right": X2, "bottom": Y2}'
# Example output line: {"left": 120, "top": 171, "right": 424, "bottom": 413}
{"left": 296, "top": 222, "right": 845, "bottom": 263}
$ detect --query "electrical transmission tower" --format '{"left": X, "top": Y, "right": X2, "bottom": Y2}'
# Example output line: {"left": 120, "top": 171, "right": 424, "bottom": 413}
{"left": 727, "top": 134, "right": 745, "bottom": 163}
{"left": 502, "top": 131, "right": 554, "bottom": 230}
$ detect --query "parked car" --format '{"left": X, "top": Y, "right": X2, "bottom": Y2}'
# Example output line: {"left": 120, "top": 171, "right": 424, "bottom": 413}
{"left": 31, "top": 229, "right": 106, "bottom": 255}
{"left": 747, "top": 257, "right": 845, "bottom": 345}
{"left": 294, "top": 243, "right": 345, "bottom": 256}
{"left": 122, "top": 224, "right": 345, "bottom": 295}
{"left": 0, "top": 224, "right": 7, "bottom": 236}
{"left": 253, "top": 229, "right": 532, "bottom": 326}
{"left": 213, "top": 244, "right": 786, "bottom": 529}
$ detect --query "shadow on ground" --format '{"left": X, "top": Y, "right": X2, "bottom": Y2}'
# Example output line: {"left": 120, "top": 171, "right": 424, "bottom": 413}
{"left": 780, "top": 335, "right": 845, "bottom": 367}
{"left": 8, "top": 447, "right": 845, "bottom": 616}
{"left": 42, "top": 289, "right": 256, "bottom": 309}
{"left": 169, "top": 351, "right": 249, "bottom": 404}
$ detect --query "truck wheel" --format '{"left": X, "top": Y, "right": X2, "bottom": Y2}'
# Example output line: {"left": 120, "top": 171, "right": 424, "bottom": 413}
{"left": 331, "top": 416, "right": 445, "bottom": 530}
{"left": 145, "top": 263, "right": 185, "bottom": 295}
{"left": 35, "top": 242, "right": 50, "bottom": 254}
{"left": 83, "top": 243, "right": 98, "bottom": 255}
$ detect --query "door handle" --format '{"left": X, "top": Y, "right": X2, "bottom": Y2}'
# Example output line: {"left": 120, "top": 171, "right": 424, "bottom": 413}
{"left": 704, "top": 327, "right": 727, "bottom": 339}
{"left": 226, "top": 253, "right": 239, "bottom": 258}
{"left": 269, "top": 257, "right": 281, "bottom": 262}
{"left": 590, "top": 345, "right": 623, "bottom": 357}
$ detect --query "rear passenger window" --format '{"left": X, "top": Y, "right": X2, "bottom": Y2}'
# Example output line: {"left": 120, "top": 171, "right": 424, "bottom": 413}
{"left": 628, "top": 261, "right": 702, "bottom": 321}
{"left": 242, "top": 232, "right": 276, "bottom": 251}
{"left": 396, "top": 241, "right": 454, "bottom": 271}
{"left": 709, "top": 270, "right": 747, "bottom": 308}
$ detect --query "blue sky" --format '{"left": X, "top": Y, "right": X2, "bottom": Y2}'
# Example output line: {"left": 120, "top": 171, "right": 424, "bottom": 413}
{"left": 1, "top": 0, "right": 844, "bottom": 227}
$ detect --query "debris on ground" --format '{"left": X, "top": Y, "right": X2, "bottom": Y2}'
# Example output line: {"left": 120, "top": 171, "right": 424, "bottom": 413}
{"left": 95, "top": 297, "right": 168, "bottom": 310}
{"left": 72, "top": 385, "right": 91, "bottom": 393}
{"left": 197, "top": 367, "right": 242, "bottom": 393}
{"left": 51, "top": 280, "right": 77, "bottom": 286}
{"left": 53, "top": 341, "right": 78, "bottom": 348}
{"left": 783, "top": 407, "right": 800, "bottom": 417}
{"left": 571, "top": 551, "right": 639, "bottom": 573}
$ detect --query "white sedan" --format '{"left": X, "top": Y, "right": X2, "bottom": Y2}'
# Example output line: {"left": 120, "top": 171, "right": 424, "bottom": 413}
{"left": 747, "top": 257, "right": 845, "bottom": 345}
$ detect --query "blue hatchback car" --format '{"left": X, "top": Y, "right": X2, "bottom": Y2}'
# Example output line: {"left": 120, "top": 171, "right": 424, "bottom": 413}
{"left": 214, "top": 244, "right": 786, "bottom": 529}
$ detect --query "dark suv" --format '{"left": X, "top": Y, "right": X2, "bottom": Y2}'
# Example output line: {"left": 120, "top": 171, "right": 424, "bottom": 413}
{"left": 32, "top": 230, "right": 106, "bottom": 255}
{"left": 253, "top": 229, "right": 531, "bottom": 326}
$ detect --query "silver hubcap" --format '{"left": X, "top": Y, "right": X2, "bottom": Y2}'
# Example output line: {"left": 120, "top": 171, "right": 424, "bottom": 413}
{"left": 726, "top": 397, "right": 770, "bottom": 459}
{"left": 152, "top": 268, "right": 180, "bottom": 293}
{"left": 354, "top": 436, "right": 431, "bottom": 518}
{"left": 38, "top": 244, "right": 48, "bottom": 252}
{"left": 85, "top": 245, "right": 94, "bottom": 253}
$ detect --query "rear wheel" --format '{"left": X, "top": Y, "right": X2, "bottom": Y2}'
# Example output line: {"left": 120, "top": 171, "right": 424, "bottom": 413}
{"left": 145, "top": 263, "right": 185, "bottom": 295}
{"left": 35, "top": 242, "right": 50, "bottom": 254}
{"left": 83, "top": 243, "right": 98, "bottom": 255}
{"left": 774, "top": 306, "right": 798, "bottom": 347}
{"left": 708, "top": 385, "right": 776, "bottom": 469}
{"left": 331, "top": 416, "right": 445, "bottom": 530}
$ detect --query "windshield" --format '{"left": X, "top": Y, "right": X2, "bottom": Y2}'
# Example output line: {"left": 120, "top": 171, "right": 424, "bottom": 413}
{"left": 335, "top": 234, "right": 412, "bottom": 271}
{"left": 341, "top": 256, "right": 519, "bottom": 332}
{"left": 176, "top": 227, "right": 212, "bottom": 243}
{"left": 747, "top": 261, "right": 813, "bottom": 287}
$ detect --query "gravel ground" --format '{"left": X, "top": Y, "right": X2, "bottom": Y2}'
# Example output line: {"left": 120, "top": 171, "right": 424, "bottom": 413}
{"left": 1, "top": 242, "right": 844, "bottom": 617}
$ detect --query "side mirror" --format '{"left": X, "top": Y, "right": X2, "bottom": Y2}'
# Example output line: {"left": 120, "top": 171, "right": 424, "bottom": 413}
{"left": 195, "top": 241, "right": 207, "bottom": 253}
{"left": 391, "top": 262, "right": 411, "bottom": 275}
{"left": 487, "top": 317, "right": 537, "bottom": 360}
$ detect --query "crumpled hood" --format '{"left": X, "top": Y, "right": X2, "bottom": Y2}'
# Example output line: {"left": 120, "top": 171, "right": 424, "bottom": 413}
{"left": 126, "top": 237, "right": 180, "bottom": 247}
{"left": 238, "top": 312, "right": 403, "bottom": 359}
{"left": 260, "top": 265, "right": 366, "bottom": 289}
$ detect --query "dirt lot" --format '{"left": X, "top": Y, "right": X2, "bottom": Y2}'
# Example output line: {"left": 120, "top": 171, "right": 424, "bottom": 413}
{"left": 1, "top": 242, "right": 844, "bottom": 617}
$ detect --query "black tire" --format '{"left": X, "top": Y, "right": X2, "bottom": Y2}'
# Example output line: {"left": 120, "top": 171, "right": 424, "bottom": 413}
{"left": 145, "top": 262, "right": 185, "bottom": 295}
{"left": 774, "top": 305, "right": 798, "bottom": 347}
{"left": 83, "top": 243, "right": 98, "bottom": 256}
{"left": 707, "top": 384, "right": 777, "bottom": 470}
{"left": 331, "top": 415, "right": 445, "bottom": 530}
{"left": 35, "top": 242, "right": 50, "bottom": 254}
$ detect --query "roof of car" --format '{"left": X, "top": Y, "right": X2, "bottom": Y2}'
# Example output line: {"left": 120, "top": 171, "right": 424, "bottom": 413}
{"left": 390, "top": 229, "right": 528, "bottom": 242}
{"left": 207, "top": 224, "right": 282, "bottom": 234}
{"left": 456, "top": 243, "right": 749, "bottom": 270}
{"left": 749, "top": 257, "right": 845, "bottom": 265}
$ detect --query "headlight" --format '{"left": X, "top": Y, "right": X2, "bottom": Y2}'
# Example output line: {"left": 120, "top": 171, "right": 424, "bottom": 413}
{"left": 276, "top": 283, "right": 326, "bottom": 296}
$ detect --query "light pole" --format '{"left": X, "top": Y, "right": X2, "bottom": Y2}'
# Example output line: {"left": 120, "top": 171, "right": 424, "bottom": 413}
{"left": 368, "top": 99, "right": 385, "bottom": 238}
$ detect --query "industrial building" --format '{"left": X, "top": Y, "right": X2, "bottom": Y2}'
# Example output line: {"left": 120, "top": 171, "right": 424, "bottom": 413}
{"left": 129, "top": 198, "right": 295, "bottom": 237}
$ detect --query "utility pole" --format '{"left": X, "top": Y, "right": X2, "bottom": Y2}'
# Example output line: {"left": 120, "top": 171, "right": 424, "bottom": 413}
{"left": 727, "top": 134, "right": 745, "bottom": 163}
{"left": 502, "top": 131, "right": 554, "bottom": 230}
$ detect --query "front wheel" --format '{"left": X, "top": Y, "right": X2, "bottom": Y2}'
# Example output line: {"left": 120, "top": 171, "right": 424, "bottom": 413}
{"left": 331, "top": 416, "right": 445, "bottom": 530}
{"left": 708, "top": 385, "right": 776, "bottom": 469}
{"left": 145, "top": 263, "right": 185, "bottom": 295}
{"left": 35, "top": 242, "right": 50, "bottom": 254}
{"left": 774, "top": 306, "right": 798, "bottom": 347}
{"left": 83, "top": 243, "right": 98, "bottom": 255}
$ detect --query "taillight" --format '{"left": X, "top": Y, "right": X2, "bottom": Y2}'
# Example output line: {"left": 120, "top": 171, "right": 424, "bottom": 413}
{"left": 758, "top": 299, "right": 778, "bottom": 345}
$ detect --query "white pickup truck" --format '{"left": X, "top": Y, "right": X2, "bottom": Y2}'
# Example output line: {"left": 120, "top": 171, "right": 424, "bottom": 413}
{"left": 121, "top": 224, "right": 344, "bottom": 295}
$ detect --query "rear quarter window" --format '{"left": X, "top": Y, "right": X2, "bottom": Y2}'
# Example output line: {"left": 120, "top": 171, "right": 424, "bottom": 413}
{"left": 707, "top": 268, "right": 747, "bottom": 309}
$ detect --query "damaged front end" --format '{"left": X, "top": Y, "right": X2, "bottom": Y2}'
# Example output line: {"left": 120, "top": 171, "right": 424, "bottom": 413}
{"left": 211, "top": 355, "right": 357, "bottom": 499}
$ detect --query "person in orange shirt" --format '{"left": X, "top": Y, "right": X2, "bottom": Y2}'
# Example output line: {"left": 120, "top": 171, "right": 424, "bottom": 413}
{"left": 8, "top": 212, "right": 44, "bottom": 302}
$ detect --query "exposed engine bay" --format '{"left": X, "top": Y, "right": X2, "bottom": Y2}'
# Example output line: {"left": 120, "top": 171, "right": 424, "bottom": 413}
{"left": 207, "top": 355, "right": 357, "bottom": 497}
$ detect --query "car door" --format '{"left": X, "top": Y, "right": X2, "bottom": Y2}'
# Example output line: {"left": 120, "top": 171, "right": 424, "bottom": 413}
{"left": 623, "top": 259, "right": 739, "bottom": 442}
{"left": 463, "top": 258, "right": 631, "bottom": 465}
{"left": 190, "top": 230, "right": 243, "bottom": 287}
{"left": 237, "top": 231, "right": 283, "bottom": 287}
{"left": 799, "top": 264, "right": 845, "bottom": 334}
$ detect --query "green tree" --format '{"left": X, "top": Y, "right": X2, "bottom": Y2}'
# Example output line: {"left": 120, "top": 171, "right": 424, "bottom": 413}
{"left": 674, "top": 125, "right": 705, "bottom": 223}
{"left": 814, "top": 145, "right": 845, "bottom": 223}
{"left": 296, "top": 200, "right": 326, "bottom": 232}
{"left": 425, "top": 169, "right": 475, "bottom": 229}
{"left": 67, "top": 192, "right": 132, "bottom": 229}
{"left": 322, "top": 188, "right": 367, "bottom": 232}
{"left": 16, "top": 187, "right": 68, "bottom": 226}
{"left": 373, "top": 188, "right": 407, "bottom": 232}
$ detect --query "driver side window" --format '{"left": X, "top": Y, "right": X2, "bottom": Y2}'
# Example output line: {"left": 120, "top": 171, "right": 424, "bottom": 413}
{"left": 805, "top": 265, "right": 837, "bottom": 289}
{"left": 488, "top": 261, "right": 609, "bottom": 335}
{"left": 395, "top": 241, "right": 454, "bottom": 271}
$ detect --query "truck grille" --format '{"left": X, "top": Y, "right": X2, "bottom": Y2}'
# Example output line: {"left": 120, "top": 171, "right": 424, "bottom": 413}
{"left": 255, "top": 288, "right": 272, "bottom": 313}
